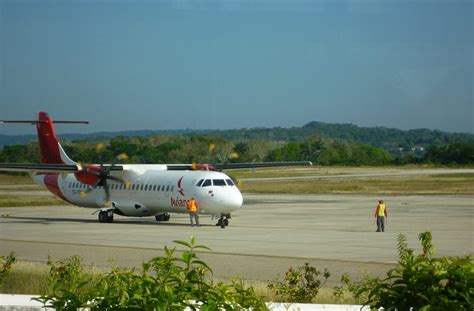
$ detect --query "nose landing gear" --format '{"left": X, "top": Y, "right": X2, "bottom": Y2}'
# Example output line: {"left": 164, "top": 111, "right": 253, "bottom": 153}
{"left": 216, "top": 214, "right": 231, "bottom": 228}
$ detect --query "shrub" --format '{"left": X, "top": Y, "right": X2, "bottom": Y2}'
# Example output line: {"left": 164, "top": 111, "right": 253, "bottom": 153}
{"left": 267, "top": 263, "right": 330, "bottom": 303}
{"left": 34, "top": 236, "right": 267, "bottom": 310}
{"left": 34, "top": 255, "right": 97, "bottom": 310}
{"left": 0, "top": 252, "right": 16, "bottom": 284}
{"left": 334, "top": 231, "right": 473, "bottom": 310}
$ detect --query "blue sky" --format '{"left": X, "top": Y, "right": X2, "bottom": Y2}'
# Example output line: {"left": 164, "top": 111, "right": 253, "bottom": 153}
{"left": 1, "top": 0, "right": 472, "bottom": 135}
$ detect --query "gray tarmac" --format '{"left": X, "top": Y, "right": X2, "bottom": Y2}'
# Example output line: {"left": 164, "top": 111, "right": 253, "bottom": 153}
{"left": 0, "top": 194, "right": 472, "bottom": 285}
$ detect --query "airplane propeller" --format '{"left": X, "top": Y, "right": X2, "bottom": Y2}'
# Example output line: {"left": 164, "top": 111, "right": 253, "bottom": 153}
{"left": 78, "top": 144, "right": 130, "bottom": 206}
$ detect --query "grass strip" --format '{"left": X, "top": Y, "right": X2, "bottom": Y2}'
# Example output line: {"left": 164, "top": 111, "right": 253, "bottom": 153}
{"left": 239, "top": 174, "right": 474, "bottom": 195}
{"left": 0, "top": 195, "right": 68, "bottom": 207}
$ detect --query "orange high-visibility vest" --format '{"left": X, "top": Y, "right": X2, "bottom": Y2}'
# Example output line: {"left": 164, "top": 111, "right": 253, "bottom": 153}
{"left": 187, "top": 200, "right": 197, "bottom": 213}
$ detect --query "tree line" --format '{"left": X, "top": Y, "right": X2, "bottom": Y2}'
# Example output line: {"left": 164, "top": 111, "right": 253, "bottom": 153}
{"left": 2, "top": 121, "right": 473, "bottom": 154}
{"left": 0, "top": 134, "right": 473, "bottom": 166}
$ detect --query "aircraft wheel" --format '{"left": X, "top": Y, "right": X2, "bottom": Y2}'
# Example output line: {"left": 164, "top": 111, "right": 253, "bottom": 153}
{"left": 106, "top": 212, "right": 114, "bottom": 223}
{"left": 98, "top": 211, "right": 106, "bottom": 223}
{"left": 216, "top": 217, "right": 228, "bottom": 228}
{"left": 155, "top": 213, "right": 170, "bottom": 221}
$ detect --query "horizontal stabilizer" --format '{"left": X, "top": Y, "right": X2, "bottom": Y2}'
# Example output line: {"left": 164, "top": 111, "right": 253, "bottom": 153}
{"left": 0, "top": 120, "right": 89, "bottom": 124}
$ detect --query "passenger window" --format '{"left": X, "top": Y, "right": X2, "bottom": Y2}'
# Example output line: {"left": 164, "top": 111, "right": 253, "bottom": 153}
{"left": 196, "top": 179, "right": 204, "bottom": 187}
{"left": 144, "top": 185, "right": 148, "bottom": 191}
{"left": 140, "top": 184, "right": 144, "bottom": 191}
{"left": 213, "top": 179, "right": 226, "bottom": 186}
{"left": 202, "top": 179, "right": 211, "bottom": 187}
{"left": 225, "top": 179, "right": 235, "bottom": 186}
{"left": 171, "top": 186, "right": 174, "bottom": 191}
{"left": 166, "top": 185, "right": 170, "bottom": 191}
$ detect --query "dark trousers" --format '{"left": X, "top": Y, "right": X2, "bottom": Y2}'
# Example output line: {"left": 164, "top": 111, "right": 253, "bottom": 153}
{"left": 376, "top": 216, "right": 385, "bottom": 232}
{"left": 189, "top": 212, "right": 199, "bottom": 226}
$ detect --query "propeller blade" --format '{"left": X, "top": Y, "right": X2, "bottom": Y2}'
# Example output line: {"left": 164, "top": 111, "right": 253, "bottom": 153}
{"left": 103, "top": 179, "right": 110, "bottom": 203}
{"left": 77, "top": 148, "right": 129, "bottom": 204}
{"left": 105, "top": 153, "right": 128, "bottom": 174}
{"left": 79, "top": 179, "right": 101, "bottom": 196}
{"left": 106, "top": 175, "right": 122, "bottom": 182}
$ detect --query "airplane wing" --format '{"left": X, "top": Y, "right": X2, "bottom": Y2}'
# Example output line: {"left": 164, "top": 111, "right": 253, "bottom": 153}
{"left": 215, "top": 161, "right": 313, "bottom": 170}
{"left": 166, "top": 161, "right": 312, "bottom": 171}
{"left": 0, "top": 161, "right": 311, "bottom": 173}
{"left": 0, "top": 163, "right": 123, "bottom": 173}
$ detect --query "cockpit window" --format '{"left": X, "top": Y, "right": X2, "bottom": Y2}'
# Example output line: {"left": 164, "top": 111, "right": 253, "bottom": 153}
{"left": 202, "top": 179, "right": 212, "bottom": 187}
{"left": 225, "top": 179, "right": 235, "bottom": 186}
{"left": 213, "top": 179, "right": 226, "bottom": 186}
{"left": 196, "top": 179, "right": 204, "bottom": 187}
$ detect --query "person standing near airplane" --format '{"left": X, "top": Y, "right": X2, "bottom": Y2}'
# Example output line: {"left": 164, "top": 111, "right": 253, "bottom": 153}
{"left": 187, "top": 197, "right": 200, "bottom": 227}
{"left": 374, "top": 200, "right": 388, "bottom": 232}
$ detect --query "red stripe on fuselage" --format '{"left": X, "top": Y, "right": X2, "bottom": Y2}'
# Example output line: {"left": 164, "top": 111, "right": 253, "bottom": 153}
{"left": 44, "top": 174, "right": 73, "bottom": 204}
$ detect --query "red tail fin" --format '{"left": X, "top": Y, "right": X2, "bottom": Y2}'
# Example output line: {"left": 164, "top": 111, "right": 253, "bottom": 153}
{"left": 36, "top": 112, "right": 77, "bottom": 165}
{"left": 36, "top": 112, "right": 63, "bottom": 164}
{"left": 1, "top": 112, "right": 86, "bottom": 164}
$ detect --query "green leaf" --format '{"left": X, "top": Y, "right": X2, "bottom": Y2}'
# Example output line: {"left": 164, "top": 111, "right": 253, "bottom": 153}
{"left": 173, "top": 240, "right": 192, "bottom": 249}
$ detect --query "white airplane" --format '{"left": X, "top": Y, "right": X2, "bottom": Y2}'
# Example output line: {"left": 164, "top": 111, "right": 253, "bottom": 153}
{"left": 0, "top": 112, "right": 311, "bottom": 227}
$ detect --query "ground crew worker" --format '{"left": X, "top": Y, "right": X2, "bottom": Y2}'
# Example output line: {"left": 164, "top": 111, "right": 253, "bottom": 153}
{"left": 374, "top": 200, "right": 388, "bottom": 232}
{"left": 186, "top": 197, "right": 200, "bottom": 227}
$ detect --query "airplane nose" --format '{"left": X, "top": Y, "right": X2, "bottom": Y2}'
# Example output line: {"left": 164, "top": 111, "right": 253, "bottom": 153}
{"left": 227, "top": 190, "right": 243, "bottom": 210}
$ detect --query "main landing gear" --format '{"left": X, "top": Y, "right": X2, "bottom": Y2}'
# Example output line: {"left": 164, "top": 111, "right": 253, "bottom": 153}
{"left": 98, "top": 210, "right": 114, "bottom": 223}
{"left": 216, "top": 214, "right": 231, "bottom": 228}
{"left": 155, "top": 213, "right": 171, "bottom": 222}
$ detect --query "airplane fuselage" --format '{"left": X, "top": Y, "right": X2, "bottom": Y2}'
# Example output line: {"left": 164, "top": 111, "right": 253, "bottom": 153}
{"left": 34, "top": 165, "right": 243, "bottom": 218}
{"left": 0, "top": 112, "right": 310, "bottom": 226}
